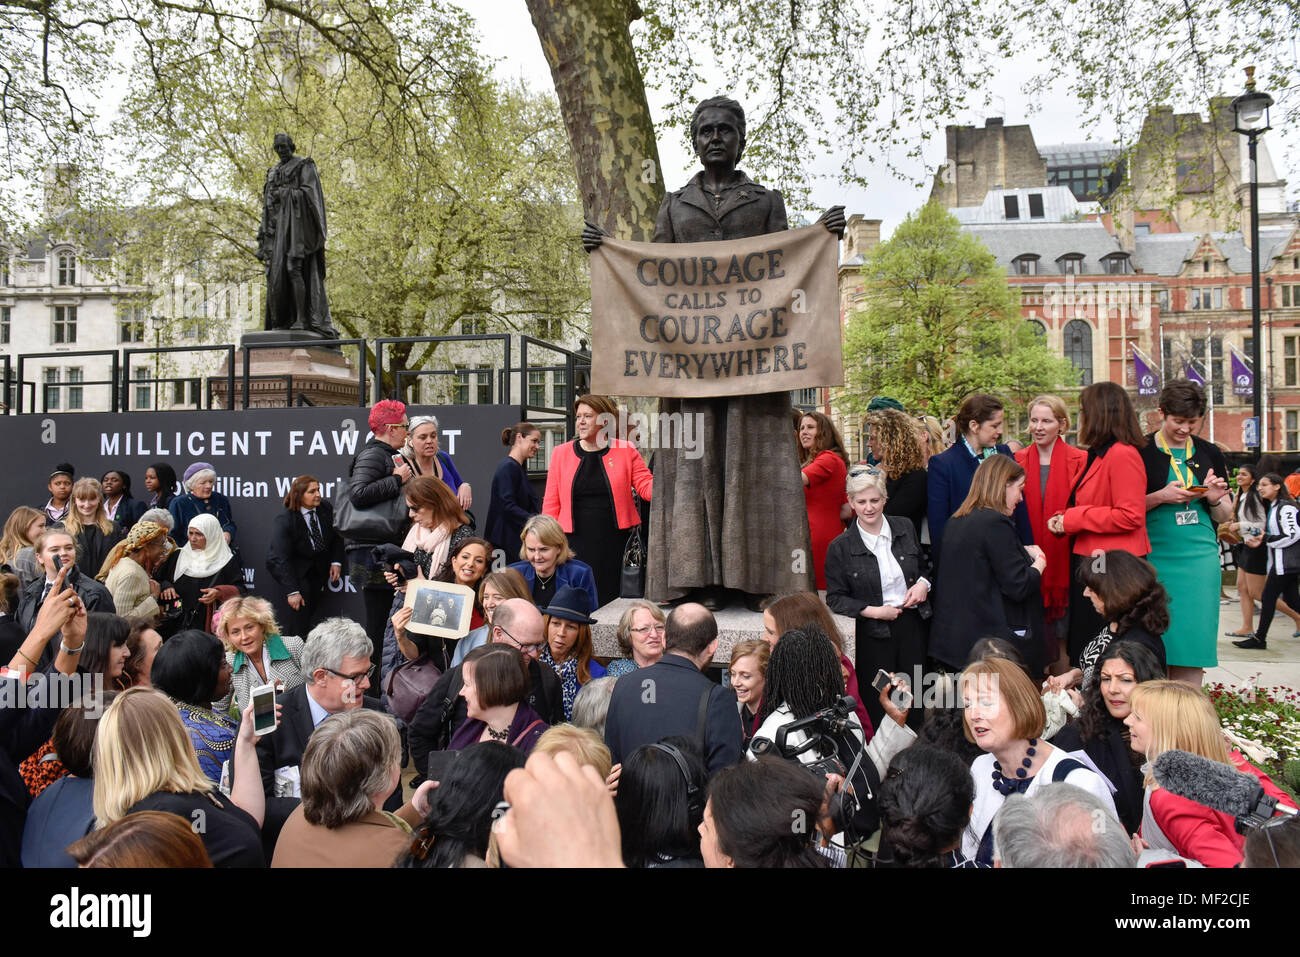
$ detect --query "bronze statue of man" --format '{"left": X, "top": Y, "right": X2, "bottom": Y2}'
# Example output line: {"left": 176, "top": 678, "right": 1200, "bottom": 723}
{"left": 584, "top": 96, "right": 845, "bottom": 611}
{"left": 256, "top": 132, "right": 337, "bottom": 337}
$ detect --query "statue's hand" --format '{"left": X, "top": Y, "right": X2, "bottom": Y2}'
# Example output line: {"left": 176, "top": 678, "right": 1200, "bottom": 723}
{"left": 817, "top": 205, "right": 847, "bottom": 237}
{"left": 581, "top": 220, "right": 610, "bottom": 253}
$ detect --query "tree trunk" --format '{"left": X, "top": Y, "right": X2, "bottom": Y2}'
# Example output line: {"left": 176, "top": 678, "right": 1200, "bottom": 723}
{"left": 525, "top": 0, "right": 664, "bottom": 241}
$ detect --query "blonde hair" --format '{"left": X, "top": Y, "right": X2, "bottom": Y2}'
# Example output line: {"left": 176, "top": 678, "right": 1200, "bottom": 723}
{"left": 1128, "top": 680, "right": 1232, "bottom": 787}
{"left": 518, "top": 514, "right": 574, "bottom": 564}
{"left": 65, "top": 477, "right": 116, "bottom": 539}
{"left": 215, "top": 595, "right": 281, "bottom": 649}
{"left": 1027, "top": 394, "right": 1070, "bottom": 430}
{"left": 729, "top": 638, "right": 771, "bottom": 674}
{"left": 846, "top": 466, "right": 888, "bottom": 500}
{"left": 0, "top": 506, "right": 44, "bottom": 565}
{"left": 92, "top": 687, "right": 213, "bottom": 825}
{"left": 533, "top": 724, "right": 613, "bottom": 779}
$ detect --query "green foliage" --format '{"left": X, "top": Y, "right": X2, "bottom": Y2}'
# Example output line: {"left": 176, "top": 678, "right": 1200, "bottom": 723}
{"left": 839, "top": 200, "right": 1079, "bottom": 420}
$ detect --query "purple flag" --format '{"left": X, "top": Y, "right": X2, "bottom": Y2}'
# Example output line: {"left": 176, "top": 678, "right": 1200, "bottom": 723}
{"left": 1231, "top": 347, "right": 1254, "bottom": 397}
{"left": 1184, "top": 358, "right": 1205, "bottom": 387}
{"left": 1133, "top": 346, "right": 1160, "bottom": 395}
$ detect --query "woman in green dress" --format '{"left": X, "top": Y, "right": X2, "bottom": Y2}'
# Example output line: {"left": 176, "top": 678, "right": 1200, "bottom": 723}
{"left": 1139, "top": 381, "right": 1233, "bottom": 687}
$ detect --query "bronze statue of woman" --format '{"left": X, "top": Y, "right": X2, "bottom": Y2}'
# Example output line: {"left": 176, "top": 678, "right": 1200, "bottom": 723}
{"left": 584, "top": 96, "right": 844, "bottom": 610}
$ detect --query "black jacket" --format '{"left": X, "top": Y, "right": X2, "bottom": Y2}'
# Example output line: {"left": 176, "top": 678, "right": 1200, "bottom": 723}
{"left": 345, "top": 437, "right": 408, "bottom": 549}
{"left": 1139, "top": 432, "right": 1228, "bottom": 495}
{"left": 604, "top": 652, "right": 743, "bottom": 778}
{"left": 885, "top": 469, "right": 928, "bottom": 542}
{"left": 16, "top": 570, "right": 115, "bottom": 669}
{"left": 929, "top": 508, "right": 1043, "bottom": 671}
{"left": 265, "top": 501, "right": 345, "bottom": 597}
{"left": 106, "top": 495, "right": 148, "bottom": 533}
{"left": 408, "top": 657, "right": 563, "bottom": 781}
{"left": 1, "top": 671, "right": 66, "bottom": 867}
{"left": 825, "top": 515, "right": 931, "bottom": 640}
{"left": 74, "top": 524, "right": 124, "bottom": 581}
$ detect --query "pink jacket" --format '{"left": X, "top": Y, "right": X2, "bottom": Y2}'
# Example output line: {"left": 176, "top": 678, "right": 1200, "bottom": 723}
{"left": 543, "top": 440, "right": 653, "bottom": 533}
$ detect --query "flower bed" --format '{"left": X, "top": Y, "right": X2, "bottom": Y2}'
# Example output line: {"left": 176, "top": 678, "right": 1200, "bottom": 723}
{"left": 1205, "top": 679, "right": 1300, "bottom": 799}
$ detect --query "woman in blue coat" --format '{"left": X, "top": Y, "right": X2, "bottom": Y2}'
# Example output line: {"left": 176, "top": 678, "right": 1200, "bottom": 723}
{"left": 508, "top": 514, "right": 598, "bottom": 610}
{"left": 485, "top": 423, "right": 542, "bottom": 560}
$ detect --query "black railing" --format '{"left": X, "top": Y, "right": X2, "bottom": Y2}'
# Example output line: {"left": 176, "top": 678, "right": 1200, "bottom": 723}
{"left": 373, "top": 334, "right": 512, "bottom": 406}
{"left": 122, "top": 344, "right": 236, "bottom": 412}
{"left": 16, "top": 350, "right": 120, "bottom": 414}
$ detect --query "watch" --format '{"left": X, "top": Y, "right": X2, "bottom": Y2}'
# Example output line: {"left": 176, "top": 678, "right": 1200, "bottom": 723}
{"left": 60, "top": 639, "right": 84, "bottom": 655}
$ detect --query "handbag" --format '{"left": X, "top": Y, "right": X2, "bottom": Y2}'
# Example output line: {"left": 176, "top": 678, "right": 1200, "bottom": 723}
{"left": 335, "top": 492, "right": 408, "bottom": 542}
{"left": 620, "top": 502, "right": 647, "bottom": 599}
{"left": 385, "top": 655, "right": 442, "bottom": 724}
{"left": 1217, "top": 521, "right": 1243, "bottom": 545}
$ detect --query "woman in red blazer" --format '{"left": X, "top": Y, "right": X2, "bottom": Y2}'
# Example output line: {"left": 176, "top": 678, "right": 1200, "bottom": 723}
{"left": 1015, "top": 395, "right": 1087, "bottom": 674}
{"left": 1045, "top": 382, "right": 1149, "bottom": 665}
{"left": 543, "top": 394, "right": 653, "bottom": 609}
{"left": 799, "top": 411, "right": 850, "bottom": 590}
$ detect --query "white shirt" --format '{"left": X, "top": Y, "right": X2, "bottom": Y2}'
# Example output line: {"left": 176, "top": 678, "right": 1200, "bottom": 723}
{"left": 857, "top": 519, "right": 907, "bottom": 606}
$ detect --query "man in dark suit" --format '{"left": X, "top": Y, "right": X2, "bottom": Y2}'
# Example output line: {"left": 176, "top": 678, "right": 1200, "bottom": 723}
{"left": 16, "top": 529, "right": 114, "bottom": 669}
{"left": 253, "top": 617, "right": 398, "bottom": 847}
{"left": 266, "top": 476, "right": 345, "bottom": 637}
{"left": 926, "top": 393, "right": 1033, "bottom": 568}
{"left": 603, "top": 602, "right": 742, "bottom": 777}
{"left": 408, "top": 599, "right": 563, "bottom": 783}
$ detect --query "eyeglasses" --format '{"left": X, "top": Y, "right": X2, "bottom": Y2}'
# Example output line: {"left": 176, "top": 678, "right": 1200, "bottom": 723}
{"left": 325, "top": 664, "right": 375, "bottom": 683}
{"left": 630, "top": 624, "right": 666, "bottom": 636}
{"left": 495, "top": 624, "right": 541, "bottom": 657}
{"left": 392, "top": 421, "right": 411, "bottom": 430}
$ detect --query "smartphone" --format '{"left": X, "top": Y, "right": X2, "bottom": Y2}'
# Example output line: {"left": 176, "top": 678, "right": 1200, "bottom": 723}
{"left": 251, "top": 683, "right": 277, "bottom": 736}
{"left": 52, "top": 554, "right": 63, "bottom": 573}
{"left": 392, "top": 454, "right": 405, "bottom": 468}
{"left": 871, "top": 669, "right": 892, "bottom": 694}
{"left": 1185, "top": 485, "right": 1207, "bottom": 494}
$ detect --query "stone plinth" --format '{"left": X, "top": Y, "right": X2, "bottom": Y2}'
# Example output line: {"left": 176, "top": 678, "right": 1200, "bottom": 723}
{"left": 591, "top": 597, "right": 856, "bottom": 666}
{"left": 211, "top": 335, "right": 359, "bottom": 409}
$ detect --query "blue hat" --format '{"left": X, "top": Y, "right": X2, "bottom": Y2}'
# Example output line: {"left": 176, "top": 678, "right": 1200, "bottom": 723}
{"left": 540, "top": 585, "right": 596, "bottom": 625}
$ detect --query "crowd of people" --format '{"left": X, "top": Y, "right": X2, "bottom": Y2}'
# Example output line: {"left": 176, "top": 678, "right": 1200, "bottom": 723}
{"left": 1, "top": 384, "right": 1297, "bottom": 871}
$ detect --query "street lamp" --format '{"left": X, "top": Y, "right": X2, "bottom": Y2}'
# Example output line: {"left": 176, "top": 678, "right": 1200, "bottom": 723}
{"left": 1231, "top": 65, "right": 1273, "bottom": 452}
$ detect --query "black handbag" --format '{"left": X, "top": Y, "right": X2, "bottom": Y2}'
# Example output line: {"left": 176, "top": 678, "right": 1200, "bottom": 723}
{"left": 620, "top": 494, "right": 647, "bottom": 599}
{"left": 335, "top": 491, "right": 408, "bottom": 542}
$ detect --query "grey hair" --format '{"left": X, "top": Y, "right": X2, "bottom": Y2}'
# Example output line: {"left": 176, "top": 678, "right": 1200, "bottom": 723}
{"left": 299, "top": 710, "right": 399, "bottom": 828}
{"left": 615, "top": 599, "right": 665, "bottom": 656}
{"left": 302, "top": 617, "right": 373, "bottom": 683}
{"left": 845, "top": 467, "right": 888, "bottom": 500}
{"left": 992, "top": 783, "right": 1135, "bottom": 869}
{"left": 183, "top": 469, "right": 215, "bottom": 492}
{"left": 409, "top": 415, "right": 439, "bottom": 432}
{"left": 139, "top": 508, "right": 174, "bottom": 532}
{"left": 571, "top": 676, "right": 617, "bottom": 739}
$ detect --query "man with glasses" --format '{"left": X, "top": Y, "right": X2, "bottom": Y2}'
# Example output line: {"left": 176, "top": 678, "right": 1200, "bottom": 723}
{"left": 343, "top": 399, "right": 416, "bottom": 680}
{"left": 408, "top": 599, "right": 564, "bottom": 784}
{"left": 254, "top": 617, "right": 400, "bottom": 843}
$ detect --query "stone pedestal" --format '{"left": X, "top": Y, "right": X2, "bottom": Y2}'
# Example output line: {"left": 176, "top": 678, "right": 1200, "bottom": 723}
{"left": 590, "top": 597, "right": 856, "bottom": 666}
{"left": 211, "top": 332, "right": 360, "bottom": 409}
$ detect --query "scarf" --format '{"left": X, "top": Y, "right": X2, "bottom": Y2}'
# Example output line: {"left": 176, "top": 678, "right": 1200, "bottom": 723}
{"left": 174, "top": 513, "right": 235, "bottom": 580}
{"left": 539, "top": 645, "right": 579, "bottom": 721}
{"left": 1017, "top": 440, "right": 1081, "bottom": 623}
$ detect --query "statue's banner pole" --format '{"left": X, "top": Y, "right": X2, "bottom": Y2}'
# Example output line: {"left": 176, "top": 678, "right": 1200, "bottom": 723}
{"left": 589, "top": 225, "right": 844, "bottom": 398}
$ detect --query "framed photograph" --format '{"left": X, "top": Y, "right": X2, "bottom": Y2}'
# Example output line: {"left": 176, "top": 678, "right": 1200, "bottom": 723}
{"left": 402, "top": 580, "right": 476, "bottom": 639}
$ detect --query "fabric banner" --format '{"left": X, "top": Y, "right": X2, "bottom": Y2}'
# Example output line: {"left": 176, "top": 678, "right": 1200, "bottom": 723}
{"left": 1230, "top": 345, "right": 1254, "bottom": 397}
{"left": 1133, "top": 345, "right": 1160, "bottom": 396}
{"left": 1183, "top": 357, "right": 1205, "bottom": 387}
{"left": 588, "top": 225, "right": 843, "bottom": 398}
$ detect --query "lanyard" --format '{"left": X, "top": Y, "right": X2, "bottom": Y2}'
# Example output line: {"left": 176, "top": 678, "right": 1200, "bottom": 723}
{"left": 1154, "top": 432, "right": 1195, "bottom": 489}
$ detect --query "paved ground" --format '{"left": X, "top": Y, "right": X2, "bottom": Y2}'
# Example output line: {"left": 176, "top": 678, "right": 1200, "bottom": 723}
{"left": 1208, "top": 585, "right": 1300, "bottom": 691}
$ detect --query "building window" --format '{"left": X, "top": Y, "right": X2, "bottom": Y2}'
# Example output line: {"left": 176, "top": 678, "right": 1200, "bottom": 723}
{"left": 528, "top": 370, "right": 545, "bottom": 408}
{"left": 1012, "top": 255, "right": 1038, "bottom": 276}
{"left": 1102, "top": 254, "right": 1130, "bottom": 275}
{"left": 552, "top": 369, "right": 566, "bottom": 409}
{"left": 56, "top": 252, "right": 76, "bottom": 286}
{"left": 134, "top": 368, "right": 153, "bottom": 410}
{"left": 0, "top": 256, "right": 9, "bottom": 286}
{"left": 1202, "top": 259, "right": 1210, "bottom": 273}
{"left": 119, "top": 306, "right": 146, "bottom": 343}
{"left": 1212, "top": 287, "right": 1223, "bottom": 310}
{"left": 535, "top": 317, "right": 561, "bottom": 340}
{"left": 1286, "top": 336, "right": 1299, "bottom": 387}
{"left": 67, "top": 368, "right": 83, "bottom": 411}
{"left": 1189, "top": 289, "right": 1212, "bottom": 310}
{"left": 172, "top": 379, "right": 200, "bottom": 405}
{"left": 475, "top": 364, "right": 491, "bottom": 405}
{"left": 0, "top": 306, "right": 8, "bottom": 344}
{"left": 791, "top": 388, "right": 819, "bottom": 408}
{"left": 43, "top": 369, "right": 60, "bottom": 411}
{"left": 460, "top": 315, "right": 487, "bottom": 336}
{"left": 1003, "top": 195, "right": 1020, "bottom": 220}
{"left": 1243, "top": 286, "right": 1252, "bottom": 309}
{"left": 1288, "top": 410, "right": 1300, "bottom": 452}
{"left": 1285, "top": 285, "right": 1295, "bottom": 308}
{"left": 1027, "top": 193, "right": 1044, "bottom": 218}
{"left": 1134, "top": 223, "right": 1151, "bottom": 236}
{"left": 1058, "top": 255, "right": 1085, "bottom": 275}
{"left": 1028, "top": 319, "right": 1047, "bottom": 337}
{"left": 1064, "top": 319, "right": 1093, "bottom": 385}
{"left": 52, "top": 306, "right": 77, "bottom": 343}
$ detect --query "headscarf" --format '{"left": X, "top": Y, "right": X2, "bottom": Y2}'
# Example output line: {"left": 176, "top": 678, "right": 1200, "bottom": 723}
{"left": 174, "top": 514, "right": 235, "bottom": 580}
{"left": 96, "top": 520, "right": 167, "bottom": 581}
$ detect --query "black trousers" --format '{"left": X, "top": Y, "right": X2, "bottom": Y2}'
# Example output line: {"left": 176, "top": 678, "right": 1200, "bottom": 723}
{"left": 853, "top": 608, "right": 927, "bottom": 733}
{"left": 1255, "top": 570, "right": 1300, "bottom": 642}
{"left": 363, "top": 583, "right": 395, "bottom": 677}
{"left": 281, "top": 566, "right": 327, "bottom": 639}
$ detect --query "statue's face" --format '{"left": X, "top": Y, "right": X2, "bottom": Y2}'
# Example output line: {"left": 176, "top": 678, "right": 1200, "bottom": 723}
{"left": 694, "top": 107, "right": 741, "bottom": 168}
{"left": 274, "top": 137, "right": 293, "bottom": 162}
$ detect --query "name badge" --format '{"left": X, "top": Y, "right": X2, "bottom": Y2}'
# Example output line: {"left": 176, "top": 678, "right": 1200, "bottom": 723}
{"left": 1175, "top": 510, "right": 1200, "bottom": 527}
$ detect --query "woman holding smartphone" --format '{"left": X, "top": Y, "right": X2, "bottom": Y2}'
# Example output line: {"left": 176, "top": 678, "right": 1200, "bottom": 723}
{"left": 1234, "top": 473, "right": 1300, "bottom": 651}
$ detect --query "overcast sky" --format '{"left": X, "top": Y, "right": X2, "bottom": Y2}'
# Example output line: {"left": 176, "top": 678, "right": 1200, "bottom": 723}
{"left": 459, "top": 0, "right": 1297, "bottom": 240}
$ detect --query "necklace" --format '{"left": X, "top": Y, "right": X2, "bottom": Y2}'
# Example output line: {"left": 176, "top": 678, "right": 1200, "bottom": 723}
{"left": 485, "top": 725, "right": 510, "bottom": 742}
{"left": 535, "top": 570, "right": 555, "bottom": 588}
{"left": 991, "top": 738, "right": 1038, "bottom": 796}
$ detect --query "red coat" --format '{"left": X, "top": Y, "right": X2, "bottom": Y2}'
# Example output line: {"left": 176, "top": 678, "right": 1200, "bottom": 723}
{"left": 1145, "top": 753, "right": 1295, "bottom": 868}
{"left": 803, "top": 450, "right": 848, "bottom": 590}
{"left": 1061, "top": 442, "right": 1150, "bottom": 557}
{"left": 543, "top": 440, "right": 653, "bottom": 533}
